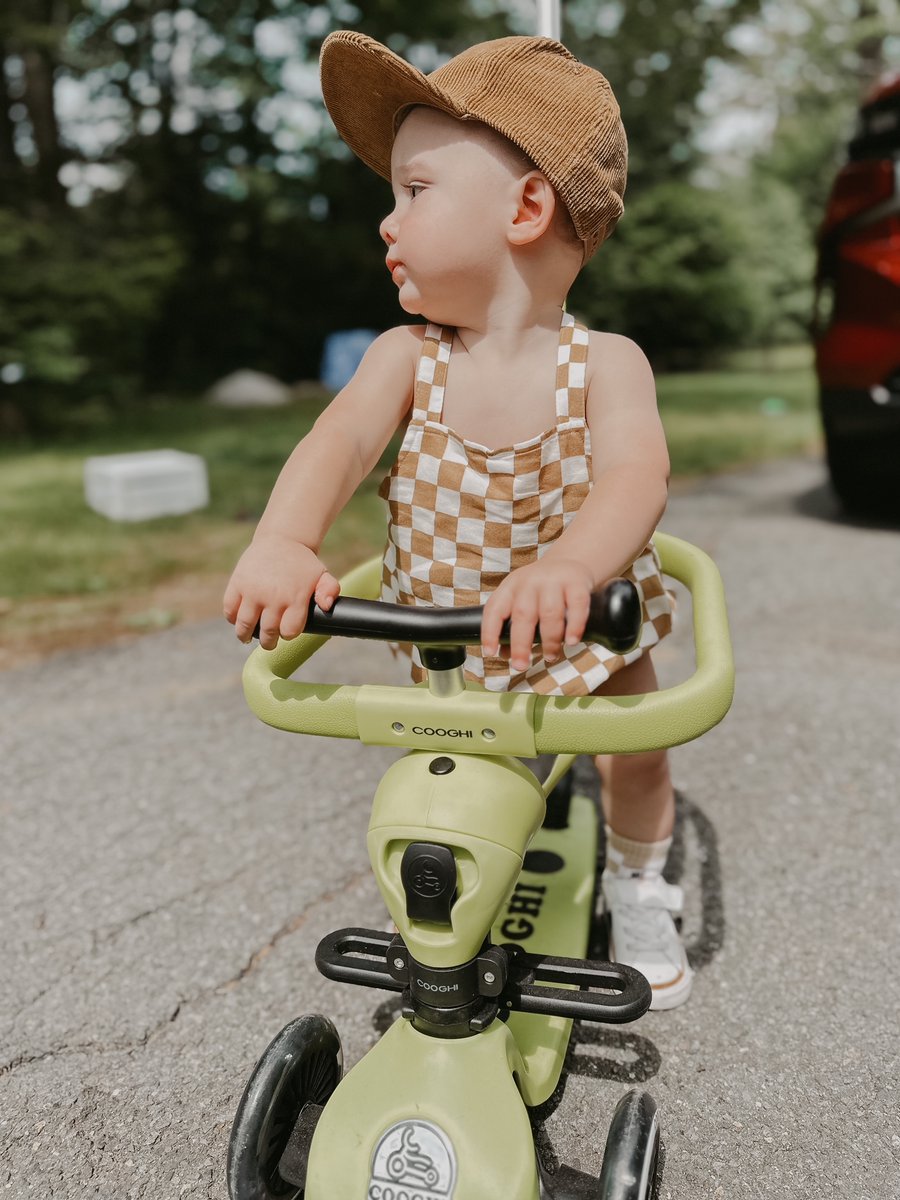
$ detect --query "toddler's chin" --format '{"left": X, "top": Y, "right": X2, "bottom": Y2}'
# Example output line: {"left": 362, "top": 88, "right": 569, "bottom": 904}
{"left": 397, "top": 291, "right": 423, "bottom": 317}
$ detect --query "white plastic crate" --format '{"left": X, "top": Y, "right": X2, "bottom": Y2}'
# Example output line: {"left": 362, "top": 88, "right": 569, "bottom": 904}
{"left": 84, "top": 449, "right": 209, "bottom": 522}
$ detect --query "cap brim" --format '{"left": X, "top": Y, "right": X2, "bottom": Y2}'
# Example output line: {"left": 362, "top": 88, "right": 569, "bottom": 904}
{"left": 320, "top": 31, "right": 465, "bottom": 182}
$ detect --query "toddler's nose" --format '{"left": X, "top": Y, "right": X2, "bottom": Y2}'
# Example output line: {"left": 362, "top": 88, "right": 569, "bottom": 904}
{"left": 379, "top": 211, "right": 398, "bottom": 246}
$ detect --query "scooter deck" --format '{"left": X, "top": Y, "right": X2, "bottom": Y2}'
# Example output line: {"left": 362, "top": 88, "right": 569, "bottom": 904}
{"left": 492, "top": 785, "right": 599, "bottom": 1107}
{"left": 305, "top": 1018, "right": 540, "bottom": 1200}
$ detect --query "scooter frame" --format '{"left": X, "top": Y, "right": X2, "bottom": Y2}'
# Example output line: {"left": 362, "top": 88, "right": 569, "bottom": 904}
{"left": 228, "top": 532, "right": 733, "bottom": 1199}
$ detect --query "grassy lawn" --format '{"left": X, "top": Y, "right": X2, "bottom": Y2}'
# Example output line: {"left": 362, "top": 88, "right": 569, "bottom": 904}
{"left": 0, "top": 347, "right": 821, "bottom": 665}
{"left": 658, "top": 344, "right": 820, "bottom": 475}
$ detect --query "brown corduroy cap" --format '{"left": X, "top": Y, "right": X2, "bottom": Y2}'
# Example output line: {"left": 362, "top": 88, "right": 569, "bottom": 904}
{"left": 319, "top": 32, "right": 627, "bottom": 260}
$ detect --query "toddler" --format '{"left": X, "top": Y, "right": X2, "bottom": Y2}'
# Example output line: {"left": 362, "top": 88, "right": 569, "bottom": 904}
{"left": 224, "top": 32, "right": 690, "bottom": 1009}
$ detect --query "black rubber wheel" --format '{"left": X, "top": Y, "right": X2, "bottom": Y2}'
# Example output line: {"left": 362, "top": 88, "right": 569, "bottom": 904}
{"left": 227, "top": 1014, "right": 342, "bottom": 1200}
{"left": 597, "top": 1090, "right": 660, "bottom": 1200}
{"left": 824, "top": 426, "right": 900, "bottom": 518}
{"left": 824, "top": 428, "right": 869, "bottom": 513}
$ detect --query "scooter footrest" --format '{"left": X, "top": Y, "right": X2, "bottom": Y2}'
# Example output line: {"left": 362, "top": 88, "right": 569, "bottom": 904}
{"left": 315, "top": 928, "right": 404, "bottom": 992}
{"left": 502, "top": 947, "right": 651, "bottom": 1024}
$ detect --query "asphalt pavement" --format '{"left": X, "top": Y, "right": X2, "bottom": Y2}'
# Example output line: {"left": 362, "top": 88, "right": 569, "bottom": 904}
{"left": 2, "top": 455, "right": 899, "bottom": 1199}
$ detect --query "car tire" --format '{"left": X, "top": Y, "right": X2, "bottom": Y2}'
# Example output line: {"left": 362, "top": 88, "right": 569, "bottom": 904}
{"left": 824, "top": 427, "right": 899, "bottom": 517}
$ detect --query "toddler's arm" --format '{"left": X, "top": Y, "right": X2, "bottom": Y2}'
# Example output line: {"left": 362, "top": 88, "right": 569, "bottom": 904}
{"left": 482, "top": 333, "right": 669, "bottom": 669}
{"left": 224, "top": 326, "right": 419, "bottom": 649}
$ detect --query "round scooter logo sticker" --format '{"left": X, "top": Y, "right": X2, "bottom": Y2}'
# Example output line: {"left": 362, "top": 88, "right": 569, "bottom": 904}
{"left": 368, "top": 1119, "right": 457, "bottom": 1200}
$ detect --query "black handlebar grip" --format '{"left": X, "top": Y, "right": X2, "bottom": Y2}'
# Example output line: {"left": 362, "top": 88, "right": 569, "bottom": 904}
{"left": 251, "top": 577, "right": 642, "bottom": 656}
{"left": 580, "top": 577, "right": 643, "bottom": 655}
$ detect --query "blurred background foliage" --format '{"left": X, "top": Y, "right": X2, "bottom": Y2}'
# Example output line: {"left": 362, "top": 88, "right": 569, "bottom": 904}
{"left": 1, "top": 0, "right": 898, "bottom": 433}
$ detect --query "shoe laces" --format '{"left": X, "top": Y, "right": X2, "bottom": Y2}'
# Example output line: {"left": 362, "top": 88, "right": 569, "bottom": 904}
{"left": 607, "top": 876, "right": 683, "bottom": 951}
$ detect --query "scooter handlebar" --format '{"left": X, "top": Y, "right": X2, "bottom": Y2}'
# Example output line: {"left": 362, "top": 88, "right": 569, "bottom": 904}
{"left": 273, "top": 574, "right": 642, "bottom": 657}
{"left": 241, "top": 532, "right": 734, "bottom": 755}
{"left": 533, "top": 532, "right": 734, "bottom": 754}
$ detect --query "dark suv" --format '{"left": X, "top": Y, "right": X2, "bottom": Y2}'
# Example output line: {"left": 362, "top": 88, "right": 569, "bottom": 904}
{"left": 814, "top": 74, "right": 900, "bottom": 514}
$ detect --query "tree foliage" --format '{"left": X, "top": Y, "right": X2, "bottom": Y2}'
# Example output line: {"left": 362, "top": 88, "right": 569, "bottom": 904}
{"left": 9, "top": 0, "right": 886, "bottom": 430}
{"left": 578, "top": 0, "right": 898, "bottom": 363}
{"left": 708, "top": 0, "right": 900, "bottom": 225}
{"left": 572, "top": 182, "right": 763, "bottom": 363}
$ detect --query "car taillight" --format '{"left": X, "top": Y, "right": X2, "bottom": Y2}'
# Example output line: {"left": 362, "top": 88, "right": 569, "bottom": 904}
{"left": 840, "top": 215, "right": 900, "bottom": 285}
{"left": 819, "top": 159, "right": 895, "bottom": 236}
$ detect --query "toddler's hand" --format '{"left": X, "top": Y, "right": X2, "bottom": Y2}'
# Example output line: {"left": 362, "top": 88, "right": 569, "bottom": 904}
{"left": 223, "top": 534, "right": 340, "bottom": 650}
{"left": 481, "top": 559, "right": 595, "bottom": 672}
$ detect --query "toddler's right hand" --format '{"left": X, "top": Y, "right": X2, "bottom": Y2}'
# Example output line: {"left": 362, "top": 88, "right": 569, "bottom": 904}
{"left": 223, "top": 534, "right": 341, "bottom": 650}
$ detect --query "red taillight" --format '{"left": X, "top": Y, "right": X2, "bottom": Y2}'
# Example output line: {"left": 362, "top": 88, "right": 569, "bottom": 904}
{"left": 841, "top": 217, "right": 900, "bottom": 285}
{"left": 820, "top": 159, "right": 895, "bottom": 236}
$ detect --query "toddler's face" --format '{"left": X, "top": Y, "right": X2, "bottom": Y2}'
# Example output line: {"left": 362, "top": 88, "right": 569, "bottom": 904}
{"left": 380, "top": 108, "right": 530, "bottom": 323}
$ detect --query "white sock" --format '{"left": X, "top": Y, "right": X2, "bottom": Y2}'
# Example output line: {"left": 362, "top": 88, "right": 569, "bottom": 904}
{"left": 604, "top": 825, "right": 671, "bottom": 881}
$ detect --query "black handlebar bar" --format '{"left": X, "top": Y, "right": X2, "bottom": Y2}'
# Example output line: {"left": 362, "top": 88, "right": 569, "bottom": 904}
{"left": 255, "top": 577, "right": 642, "bottom": 657}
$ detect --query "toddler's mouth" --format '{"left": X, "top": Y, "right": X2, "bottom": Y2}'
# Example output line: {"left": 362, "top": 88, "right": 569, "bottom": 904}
{"left": 386, "top": 256, "right": 406, "bottom": 284}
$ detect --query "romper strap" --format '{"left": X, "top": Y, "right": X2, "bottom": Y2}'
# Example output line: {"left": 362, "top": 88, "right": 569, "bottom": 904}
{"left": 556, "top": 312, "right": 589, "bottom": 422}
{"left": 411, "top": 323, "right": 454, "bottom": 423}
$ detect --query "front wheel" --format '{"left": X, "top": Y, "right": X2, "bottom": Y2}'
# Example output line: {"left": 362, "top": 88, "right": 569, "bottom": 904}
{"left": 227, "top": 1014, "right": 343, "bottom": 1200}
{"left": 597, "top": 1090, "right": 660, "bottom": 1200}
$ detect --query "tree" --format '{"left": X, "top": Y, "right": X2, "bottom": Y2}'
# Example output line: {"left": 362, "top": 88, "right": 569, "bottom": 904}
{"left": 7, "top": 0, "right": 810, "bottom": 429}
{"left": 558, "top": 0, "right": 763, "bottom": 187}
{"left": 0, "top": 1, "right": 74, "bottom": 212}
{"left": 696, "top": 0, "right": 900, "bottom": 226}
{"left": 571, "top": 182, "right": 765, "bottom": 364}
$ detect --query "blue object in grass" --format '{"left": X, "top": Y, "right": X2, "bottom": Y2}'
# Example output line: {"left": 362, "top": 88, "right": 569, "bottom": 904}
{"left": 320, "top": 329, "right": 379, "bottom": 392}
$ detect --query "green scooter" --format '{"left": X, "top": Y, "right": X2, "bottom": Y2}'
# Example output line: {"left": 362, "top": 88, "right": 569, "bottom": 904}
{"left": 227, "top": 532, "right": 733, "bottom": 1199}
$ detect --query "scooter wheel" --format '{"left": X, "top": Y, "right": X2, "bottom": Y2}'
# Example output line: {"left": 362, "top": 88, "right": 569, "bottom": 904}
{"left": 227, "top": 1014, "right": 342, "bottom": 1200}
{"left": 597, "top": 1090, "right": 660, "bottom": 1200}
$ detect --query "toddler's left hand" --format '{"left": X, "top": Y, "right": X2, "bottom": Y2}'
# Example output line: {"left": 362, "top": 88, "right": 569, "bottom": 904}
{"left": 481, "top": 559, "right": 596, "bottom": 672}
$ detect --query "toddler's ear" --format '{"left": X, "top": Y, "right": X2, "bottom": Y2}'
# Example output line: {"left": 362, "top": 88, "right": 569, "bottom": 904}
{"left": 508, "top": 171, "right": 557, "bottom": 248}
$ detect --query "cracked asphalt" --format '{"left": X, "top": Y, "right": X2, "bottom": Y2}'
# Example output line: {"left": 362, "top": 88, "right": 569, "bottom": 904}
{"left": 2, "top": 456, "right": 899, "bottom": 1199}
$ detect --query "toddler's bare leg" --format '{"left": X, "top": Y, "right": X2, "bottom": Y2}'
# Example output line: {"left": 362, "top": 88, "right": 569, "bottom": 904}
{"left": 594, "top": 653, "right": 674, "bottom": 842}
{"left": 593, "top": 652, "right": 691, "bottom": 1009}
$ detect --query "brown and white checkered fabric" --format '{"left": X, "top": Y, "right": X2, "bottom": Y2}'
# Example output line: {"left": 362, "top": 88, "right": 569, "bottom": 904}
{"left": 379, "top": 312, "right": 674, "bottom": 696}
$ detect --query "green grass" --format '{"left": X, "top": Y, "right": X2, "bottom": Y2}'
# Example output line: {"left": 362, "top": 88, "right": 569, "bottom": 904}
{"left": 659, "top": 354, "right": 820, "bottom": 476}
{"left": 0, "top": 352, "right": 820, "bottom": 656}
{"left": 0, "top": 399, "right": 398, "bottom": 602}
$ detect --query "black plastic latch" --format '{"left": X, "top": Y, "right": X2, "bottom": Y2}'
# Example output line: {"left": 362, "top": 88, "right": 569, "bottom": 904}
{"left": 400, "top": 842, "right": 458, "bottom": 924}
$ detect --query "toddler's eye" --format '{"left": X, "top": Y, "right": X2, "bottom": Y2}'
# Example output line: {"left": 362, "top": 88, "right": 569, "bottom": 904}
{"left": 407, "top": 183, "right": 423, "bottom": 199}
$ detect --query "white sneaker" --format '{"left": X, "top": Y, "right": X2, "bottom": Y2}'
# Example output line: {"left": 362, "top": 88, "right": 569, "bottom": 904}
{"left": 601, "top": 872, "right": 693, "bottom": 1011}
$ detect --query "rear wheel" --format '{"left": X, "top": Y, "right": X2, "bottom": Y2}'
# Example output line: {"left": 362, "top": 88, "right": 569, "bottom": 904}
{"left": 825, "top": 426, "right": 900, "bottom": 517}
{"left": 597, "top": 1090, "right": 660, "bottom": 1200}
{"left": 227, "top": 1014, "right": 342, "bottom": 1200}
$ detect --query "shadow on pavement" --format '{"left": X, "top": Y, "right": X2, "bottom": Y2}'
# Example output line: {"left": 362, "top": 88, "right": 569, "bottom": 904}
{"left": 794, "top": 479, "right": 900, "bottom": 532}
{"left": 666, "top": 792, "right": 726, "bottom": 972}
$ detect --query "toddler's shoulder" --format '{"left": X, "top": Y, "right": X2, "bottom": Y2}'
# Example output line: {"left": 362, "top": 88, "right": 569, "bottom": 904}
{"left": 585, "top": 330, "right": 655, "bottom": 395}
{"left": 583, "top": 330, "right": 658, "bottom": 421}
{"left": 586, "top": 330, "right": 652, "bottom": 373}
{"left": 352, "top": 324, "right": 426, "bottom": 390}
{"left": 367, "top": 323, "right": 427, "bottom": 361}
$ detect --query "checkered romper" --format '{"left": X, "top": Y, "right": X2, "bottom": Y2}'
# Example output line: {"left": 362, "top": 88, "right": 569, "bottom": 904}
{"left": 379, "top": 312, "right": 674, "bottom": 696}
